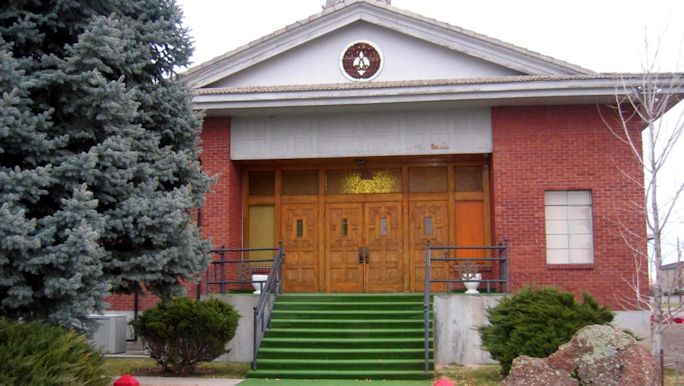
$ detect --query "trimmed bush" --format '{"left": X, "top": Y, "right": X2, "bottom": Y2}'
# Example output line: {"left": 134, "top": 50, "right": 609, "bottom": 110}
{"left": 132, "top": 298, "right": 240, "bottom": 374}
{"left": 0, "top": 318, "right": 107, "bottom": 386}
{"left": 478, "top": 287, "right": 613, "bottom": 376}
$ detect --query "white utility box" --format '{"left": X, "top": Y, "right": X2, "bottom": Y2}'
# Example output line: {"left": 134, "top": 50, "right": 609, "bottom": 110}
{"left": 88, "top": 314, "right": 127, "bottom": 354}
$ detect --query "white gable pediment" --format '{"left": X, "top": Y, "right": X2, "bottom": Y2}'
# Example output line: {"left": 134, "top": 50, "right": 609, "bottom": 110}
{"left": 210, "top": 21, "right": 522, "bottom": 88}
{"left": 184, "top": 1, "right": 591, "bottom": 90}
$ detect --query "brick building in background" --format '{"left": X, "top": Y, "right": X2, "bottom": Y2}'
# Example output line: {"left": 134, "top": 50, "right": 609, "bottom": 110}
{"left": 108, "top": 0, "right": 683, "bottom": 313}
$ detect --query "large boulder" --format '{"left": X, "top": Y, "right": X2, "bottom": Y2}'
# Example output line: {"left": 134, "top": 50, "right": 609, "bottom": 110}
{"left": 503, "top": 356, "right": 578, "bottom": 386}
{"left": 503, "top": 325, "right": 659, "bottom": 386}
{"left": 547, "top": 324, "right": 658, "bottom": 386}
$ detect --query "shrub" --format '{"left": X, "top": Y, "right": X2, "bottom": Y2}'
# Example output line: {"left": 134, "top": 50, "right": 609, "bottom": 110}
{"left": 0, "top": 318, "right": 107, "bottom": 386}
{"left": 478, "top": 287, "right": 613, "bottom": 376}
{"left": 131, "top": 297, "right": 240, "bottom": 374}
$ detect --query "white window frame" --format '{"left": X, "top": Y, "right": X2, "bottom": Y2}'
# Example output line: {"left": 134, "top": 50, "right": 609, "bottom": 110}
{"left": 544, "top": 191, "right": 594, "bottom": 265}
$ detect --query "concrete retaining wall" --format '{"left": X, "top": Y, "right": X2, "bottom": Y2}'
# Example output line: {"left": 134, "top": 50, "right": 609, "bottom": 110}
{"left": 106, "top": 293, "right": 653, "bottom": 365}
{"left": 432, "top": 293, "right": 652, "bottom": 365}
{"left": 433, "top": 294, "right": 503, "bottom": 365}
{"left": 205, "top": 294, "right": 274, "bottom": 362}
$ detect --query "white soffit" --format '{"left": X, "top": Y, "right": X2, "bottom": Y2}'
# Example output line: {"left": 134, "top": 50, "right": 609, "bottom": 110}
{"left": 231, "top": 108, "right": 492, "bottom": 160}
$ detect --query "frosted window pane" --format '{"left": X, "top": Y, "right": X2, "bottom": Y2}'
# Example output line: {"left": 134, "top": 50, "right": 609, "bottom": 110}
{"left": 547, "top": 249, "right": 569, "bottom": 264}
{"left": 454, "top": 167, "right": 483, "bottom": 192}
{"left": 545, "top": 206, "right": 567, "bottom": 220}
{"left": 569, "top": 234, "right": 593, "bottom": 249}
{"left": 249, "top": 171, "right": 275, "bottom": 196}
{"left": 568, "top": 206, "right": 591, "bottom": 220}
{"left": 570, "top": 249, "right": 594, "bottom": 264}
{"left": 296, "top": 219, "right": 304, "bottom": 238}
{"left": 409, "top": 167, "right": 447, "bottom": 193}
{"left": 547, "top": 235, "right": 569, "bottom": 249}
{"left": 380, "top": 217, "right": 387, "bottom": 236}
{"left": 248, "top": 205, "right": 275, "bottom": 261}
{"left": 546, "top": 220, "right": 568, "bottom": 235}
{"left": 341, "top": 218, "right": 348, "bottom": 237}
{"left": 568, "top": 191, "right": 592, "bottom": 205}
{"left": 283, "top": 171, "right": 318, "bottom": 195}
{"left": 569, "top": 220, "right": 592, "bottom": 234}
{"left": 545, "top": 191, "right": 568, "bottom": 205}
{"left": 425, "top": 217, "right": 433, "bottom": 237}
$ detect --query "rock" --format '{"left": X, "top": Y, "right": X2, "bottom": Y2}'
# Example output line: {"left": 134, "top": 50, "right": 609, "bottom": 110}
{"left": 503, "top": 325, "right": 659, "bottom": 386}
{"left": 547, "top": 325, "right": 659, "bottom": 386}
{"left": 502, "top": 356, "right": 578, "bottom": 386}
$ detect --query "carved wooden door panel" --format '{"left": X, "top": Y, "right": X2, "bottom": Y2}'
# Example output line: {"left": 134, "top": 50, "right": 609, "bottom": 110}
{"left": 282, "top": 204, "right": 319, "bottom": 292}
{"left": 326, "top": 203, "right": 364, "bottom": 292}
{"left": 365, "top": 202, "right": 403, "bottom": 292}
{"left": 409, "top": 201, "right": 449, "bottom": 291}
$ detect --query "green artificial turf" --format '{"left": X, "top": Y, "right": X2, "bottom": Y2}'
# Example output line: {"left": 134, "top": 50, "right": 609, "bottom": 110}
{"left": 251, "top": 293, "right": 433, "bottom": 380}
{"left": 238, "top": 379, "right": 433, "bottom": 386}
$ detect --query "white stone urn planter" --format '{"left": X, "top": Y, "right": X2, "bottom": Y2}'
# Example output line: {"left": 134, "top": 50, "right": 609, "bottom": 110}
{"left": 251, "top": 274, "right": 268, "bottom": 294}
{"left": 463, "top": 273, "right": 482, "bottom": 294}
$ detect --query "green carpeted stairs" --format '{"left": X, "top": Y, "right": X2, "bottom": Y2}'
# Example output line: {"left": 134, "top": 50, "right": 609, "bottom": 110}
{"left": 248, "top": 293, "right": 433, "bottom": 380}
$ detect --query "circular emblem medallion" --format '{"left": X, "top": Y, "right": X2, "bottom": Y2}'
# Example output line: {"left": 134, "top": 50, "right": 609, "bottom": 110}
{"left": 340, "top": 41, "right": 383, "bottom": 81}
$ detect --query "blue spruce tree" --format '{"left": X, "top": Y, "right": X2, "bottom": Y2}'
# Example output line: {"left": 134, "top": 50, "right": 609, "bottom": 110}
{"left": 0, "top": 1, "right": 211, "bottom": 328}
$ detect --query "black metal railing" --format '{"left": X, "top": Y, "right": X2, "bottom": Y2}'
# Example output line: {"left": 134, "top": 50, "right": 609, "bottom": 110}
{"left": 202, "top": 243, "right": 284, "bottom": 371}
{"left": 422, "top": 240, "right": 509, "bottom": 371}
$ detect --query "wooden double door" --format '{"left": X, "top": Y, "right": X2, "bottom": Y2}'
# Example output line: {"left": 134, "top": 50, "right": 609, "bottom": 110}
{"left": 282, "top": 199, "right": 464, "bottom": 293}
{"left": 282, "top": 201, "right": 405, "bottom": 293}
{"left": 326, "top": 202, "right": 403, "bottom": 292}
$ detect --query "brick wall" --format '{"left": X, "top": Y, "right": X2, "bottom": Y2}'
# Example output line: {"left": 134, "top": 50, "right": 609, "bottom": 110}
{"left": 199, "top": 116, "right": 242, "bottom": 250}
{"left": 108, "top": 116, "right": 242, "bottom": 310}
{"left": 491, "top": 105, "right": 648, "bottom": 309}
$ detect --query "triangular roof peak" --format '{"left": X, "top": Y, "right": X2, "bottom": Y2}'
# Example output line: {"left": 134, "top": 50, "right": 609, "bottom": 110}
{"left": 183, "top": 0, "right": 593, "bottom": 89}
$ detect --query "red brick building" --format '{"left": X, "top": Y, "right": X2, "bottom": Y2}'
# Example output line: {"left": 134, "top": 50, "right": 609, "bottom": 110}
{"left": 110, "top": 0, "right": 682, "bottom": 312}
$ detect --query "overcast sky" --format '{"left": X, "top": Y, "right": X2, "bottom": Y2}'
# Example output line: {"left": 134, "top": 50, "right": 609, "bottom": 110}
{"left": 177, "top": 0, "right": 684, "bottom": 263}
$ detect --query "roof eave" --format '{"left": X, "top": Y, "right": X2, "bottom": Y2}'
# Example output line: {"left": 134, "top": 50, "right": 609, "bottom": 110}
{"left": 192, "top": 76, "right": 684, "bottom": 112}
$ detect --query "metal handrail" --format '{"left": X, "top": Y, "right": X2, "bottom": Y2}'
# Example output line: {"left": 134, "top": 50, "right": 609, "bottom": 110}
{"left": 422, "top": 240, "right": 510, "bottom": 371}
{"left": 204, "top": 247, "right": 280, "bottom": 295}
{"left": 201, "top": 243, "right": 284, "bottom": 371}
{"left": 252, "top": 242, "right": 284, "bottom": 370}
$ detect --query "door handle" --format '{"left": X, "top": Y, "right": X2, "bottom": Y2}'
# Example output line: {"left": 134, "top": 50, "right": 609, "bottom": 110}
{"left": 358, "top": 247, "right": 370, "bottom": 264}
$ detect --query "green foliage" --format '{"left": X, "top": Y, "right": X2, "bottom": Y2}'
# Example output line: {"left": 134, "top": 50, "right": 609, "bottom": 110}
{"left": 0, "top": 318, "right": 107, "bottom": 386}
{"left": 0, "top": 0, "right": 211, "bottom": 329}
{"left": 478, "top": 287, "right": 613, "bottom": 376}
{"left": 131, "top": 298, "right": 240, "bottom": 374}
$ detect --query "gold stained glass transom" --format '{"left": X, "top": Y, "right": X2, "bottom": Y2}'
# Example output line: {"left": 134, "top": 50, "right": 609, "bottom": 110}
{"left": 325, "top": 169, "right": 401, "bottom": 194}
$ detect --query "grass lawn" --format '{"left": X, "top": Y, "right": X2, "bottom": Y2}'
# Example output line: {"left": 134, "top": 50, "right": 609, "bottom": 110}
{"left": 103, "top": 357, "right": 250, "bottom": 378}
{"left": 104, "top": 359, "right": 501, "bottom": 384}
{"left": 435, "top": 364, "right": 501, "bottom": 386}
{"left": 104, "top": 358, "right": 682, "bottom": 385}
{"left": 665, "top": 368, "right": 682, "bottom": 386}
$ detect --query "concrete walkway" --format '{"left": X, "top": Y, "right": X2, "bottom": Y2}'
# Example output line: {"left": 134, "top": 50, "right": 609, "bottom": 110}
{"left": 125, "top": 376, "right": 243, "bottom": 386}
